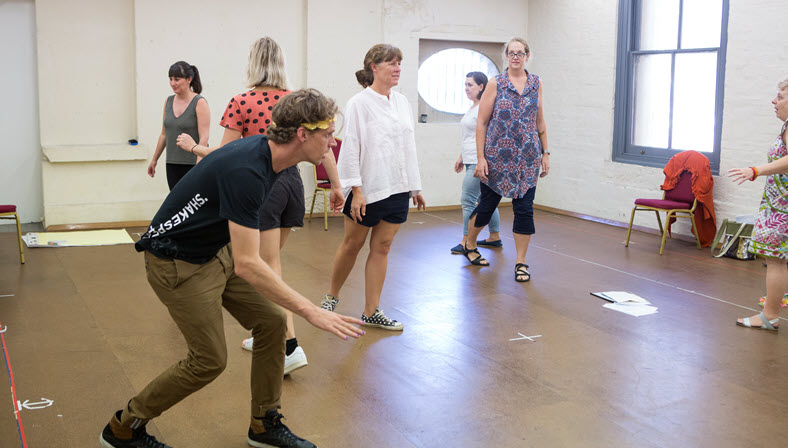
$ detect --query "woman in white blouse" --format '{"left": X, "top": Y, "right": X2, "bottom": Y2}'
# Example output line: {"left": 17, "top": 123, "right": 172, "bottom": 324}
{"left": 321, "top": 43, "right": 426, "bottom": 330}
{"left": 451, "top": 71, "right": 502, "bottom": 254}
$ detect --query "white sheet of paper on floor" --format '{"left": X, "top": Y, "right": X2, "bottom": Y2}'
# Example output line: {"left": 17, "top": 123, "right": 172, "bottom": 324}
{"left": 593, "top": 291, "right": 651, "bottom": 305}
{"left": 603, "top": 302, "right": 659, "bottom": 317}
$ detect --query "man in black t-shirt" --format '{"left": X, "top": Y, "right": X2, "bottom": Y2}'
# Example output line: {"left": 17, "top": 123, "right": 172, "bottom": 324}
{"left": 100, "top": 90, "right": 362, "bottom": 448}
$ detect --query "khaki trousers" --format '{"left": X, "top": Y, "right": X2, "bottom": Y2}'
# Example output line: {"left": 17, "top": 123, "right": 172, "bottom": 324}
{"left": 121, "top": 245, "right": 286, "bottom": 427}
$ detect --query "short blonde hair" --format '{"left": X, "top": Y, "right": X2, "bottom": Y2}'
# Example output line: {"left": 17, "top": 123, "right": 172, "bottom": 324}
{"left": 267, "top": 89, "right": 338, "bottom": 144}
{"left": 779, "top": 78, "right": 788, "bottom": 91}
{"left": 245, "top": 37, "right": 288, "bottom": 90}
{"left": 502, "top": 37, "right": 530, "bottom": 66}
{"left": 355, "top": 44, "right": 403, "bottom": 88}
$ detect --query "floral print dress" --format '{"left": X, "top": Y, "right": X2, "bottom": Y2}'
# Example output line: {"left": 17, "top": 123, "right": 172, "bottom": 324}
{"left": 483, "top": 71, "right": 542, "bottom": 199}
{"left": 750, "top": 120, "right": 788, "bottom": 259}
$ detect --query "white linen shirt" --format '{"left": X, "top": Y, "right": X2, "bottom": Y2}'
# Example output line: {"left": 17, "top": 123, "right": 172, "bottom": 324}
{"left": 338, "top": 87, "right": 422, "bottom": 205}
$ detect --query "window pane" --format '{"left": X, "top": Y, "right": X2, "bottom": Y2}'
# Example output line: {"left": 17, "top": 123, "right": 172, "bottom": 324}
{"left": 680, "top": 0, "right": 722, "bottom": 49}
{"left": 638, "top": 0, "right": 679, "bottom": 50}
{"left": 417, "top": 49, "right": 499, "bottom": 114}
{"left": 633, "top": 54, "right": 672, "bottom": 148}
{"left": 672, "top": 52, "right": 717, "bottom": 152}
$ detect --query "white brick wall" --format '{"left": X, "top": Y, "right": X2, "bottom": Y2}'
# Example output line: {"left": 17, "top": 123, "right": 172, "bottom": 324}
{"left": 528, "top": 0, "right": 788, "bottom": 238}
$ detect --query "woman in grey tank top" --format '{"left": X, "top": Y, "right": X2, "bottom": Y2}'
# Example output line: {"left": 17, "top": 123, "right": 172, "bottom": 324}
{"left": 147, "top": 61, "right": 210, "bottom": 190}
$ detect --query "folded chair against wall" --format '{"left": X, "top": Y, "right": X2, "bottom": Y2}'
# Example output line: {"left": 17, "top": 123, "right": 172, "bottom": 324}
{"left": 0, "top": 205, "right": 25, "bottom": 263}
{"left": 625, "top": 171, "right": 702, "bottom": 255}
{"left": 308, "top": 139, "right": 342, "bottom": 230}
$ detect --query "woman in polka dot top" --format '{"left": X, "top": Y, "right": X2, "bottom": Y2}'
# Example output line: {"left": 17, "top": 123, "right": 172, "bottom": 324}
{"left": 176, "top": 37, "right": 344, "bottom": 375}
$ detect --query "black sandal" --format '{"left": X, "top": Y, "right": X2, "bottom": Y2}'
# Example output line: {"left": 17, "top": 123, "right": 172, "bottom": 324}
{"left": 515, "top": 263, "right": 530, "bottom": 282}
{"left": 463, "top": 245, "right": 489, "bottom": 266}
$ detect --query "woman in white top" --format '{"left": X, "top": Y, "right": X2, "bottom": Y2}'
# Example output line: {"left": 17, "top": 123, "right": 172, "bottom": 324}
{"left": 451, "top": 72, "right": 502, "bottom": 254}
{"left": 321, "top": 44, "right": 426, "bottom": 330}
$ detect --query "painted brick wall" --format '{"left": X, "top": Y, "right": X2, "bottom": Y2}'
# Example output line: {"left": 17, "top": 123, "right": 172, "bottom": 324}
{"left": 528, "top": 0, "right": 788, "bottom": 239}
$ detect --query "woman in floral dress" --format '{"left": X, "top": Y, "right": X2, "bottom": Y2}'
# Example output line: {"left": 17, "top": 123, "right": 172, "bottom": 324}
{"left": 728, "top": 78, "right": 788, "bottom": 330}
{"left": 464, "top": 37, "right": 550, "bottom": 282}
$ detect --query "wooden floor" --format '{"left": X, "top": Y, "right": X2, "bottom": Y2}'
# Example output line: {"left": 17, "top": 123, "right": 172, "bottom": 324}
{"left": 0, "top": 208, "right": 786, "bottom": 448}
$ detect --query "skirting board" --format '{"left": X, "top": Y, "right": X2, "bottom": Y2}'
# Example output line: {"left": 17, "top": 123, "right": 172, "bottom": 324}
{"left": 45, "top": 202, "right": 688, "bottom": 243}
{"left": 532, "top": 204, "right": 699, "bottom": 243}
{"left": 46, "top": 221, "right": 151, "bottom": 232}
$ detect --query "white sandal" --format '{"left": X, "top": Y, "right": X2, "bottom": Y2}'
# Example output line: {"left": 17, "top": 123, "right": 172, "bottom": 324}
{"left": 737, "top": 311, "right": 780, "bottom": 331}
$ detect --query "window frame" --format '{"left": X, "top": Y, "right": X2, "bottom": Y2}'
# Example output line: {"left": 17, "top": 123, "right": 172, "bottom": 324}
{"left": 612, "top": 0, "right": 730, "bottom": 174}
{"left": 417, "top": 48, "right": 500, "bottom": 115}
{"left": 416, "top": 39, "right": 504, "bottom": 124}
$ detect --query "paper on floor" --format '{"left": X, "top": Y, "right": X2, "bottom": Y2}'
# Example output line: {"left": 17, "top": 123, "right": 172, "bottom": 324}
{"left": 594, "top": 291, "right": 651, "bottom": 305}
{"left": 603, "top": 302, "right": 659, "bottom": 317}
{"left": 22, "top": 229, "right": 134, "bottom": 247}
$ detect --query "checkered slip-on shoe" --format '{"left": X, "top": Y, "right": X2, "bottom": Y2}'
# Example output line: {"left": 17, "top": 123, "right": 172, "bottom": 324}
{"left": 361, "top": 307, "right": 404, "bottom": 331}
{"left": 320, "top": 294, "right": 339, "bottom": 311}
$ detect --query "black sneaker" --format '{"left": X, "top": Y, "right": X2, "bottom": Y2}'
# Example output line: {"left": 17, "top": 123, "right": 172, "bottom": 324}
{"left": 361, "top": 308, "right": 404, "bottom": 331}
{"left": 320, "top": 294, "right": 339, "bottom": 312}
{"left": 248, "top": 409, "right": 317, "bottom": 448}
{"left": 99, "top": 410, "right": 172, "bottom": 448}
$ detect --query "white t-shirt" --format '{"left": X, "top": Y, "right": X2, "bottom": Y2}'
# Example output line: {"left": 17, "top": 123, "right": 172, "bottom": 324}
{"left": 337, "top": 87, "right": 422, "bottom": 205}
{"left": 460, "top": 105, "right": 479, "bottom": 164}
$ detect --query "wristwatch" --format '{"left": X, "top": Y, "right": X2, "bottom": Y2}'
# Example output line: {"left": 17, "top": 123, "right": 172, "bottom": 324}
{"left": 542, "top": 150, "right": 551, "bottom": 155}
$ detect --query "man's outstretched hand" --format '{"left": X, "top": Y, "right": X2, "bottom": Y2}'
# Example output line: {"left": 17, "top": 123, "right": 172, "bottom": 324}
{"left": 305, "top": 307, "right": 365, "bottom": 340}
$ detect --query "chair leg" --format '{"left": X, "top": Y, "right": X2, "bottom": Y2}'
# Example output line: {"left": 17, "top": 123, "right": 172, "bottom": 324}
{"left": 322, "top": 190, "right": 328, "bottom": 231}
{"left": 660, "top": 211, "right": 681, "bottom": 255}
{"left": 14, "top": 212, "right": 24, "bottom": 264}
{"left": 659, "top": 216, "right": 669, "bottom": 255}
{"left": 308, "top": 188, "right": 318, "bottom": 222}
{"left": 689, "top": 214, "right": 702, "bottom": 250}
{"left": 655, "top": 211, "right": 664, "bottom": 235}
{"left": 625, "top": 207, "right": 637, "bottom": 247}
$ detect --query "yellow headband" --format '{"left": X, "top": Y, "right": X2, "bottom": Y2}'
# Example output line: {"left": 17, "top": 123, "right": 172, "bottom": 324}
{"left": 300, "top": 117, "right": 335, "bottom": 130}
{"left": 269, "top": 117, "right": 335, "bottom": 130}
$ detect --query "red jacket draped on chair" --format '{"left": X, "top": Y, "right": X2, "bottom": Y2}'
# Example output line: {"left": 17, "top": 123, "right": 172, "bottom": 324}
{"left": 661, "top": 150, "right": 716, "bottom": 247}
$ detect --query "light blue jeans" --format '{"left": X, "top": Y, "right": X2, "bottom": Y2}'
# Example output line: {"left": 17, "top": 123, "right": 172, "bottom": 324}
{"left": 462, "top": 163, "right": 500, "bottom": 236}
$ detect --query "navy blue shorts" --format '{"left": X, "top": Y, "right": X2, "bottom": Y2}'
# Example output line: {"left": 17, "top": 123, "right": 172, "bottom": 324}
{"left": 342, "top": 192, "right": 410, "bottom": 227}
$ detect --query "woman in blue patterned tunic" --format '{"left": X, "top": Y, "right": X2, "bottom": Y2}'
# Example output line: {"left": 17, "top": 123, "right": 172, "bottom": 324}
{"left": 464, "top": 37, "right": 550, "bottom": 282}
{"left": 729, "top": 78, "right": 788, "bottom": 330}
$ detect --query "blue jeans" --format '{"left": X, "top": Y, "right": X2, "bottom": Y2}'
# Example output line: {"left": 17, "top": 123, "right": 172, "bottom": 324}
{"left": 462, "top": 164, "right": 500, "bottom": 236}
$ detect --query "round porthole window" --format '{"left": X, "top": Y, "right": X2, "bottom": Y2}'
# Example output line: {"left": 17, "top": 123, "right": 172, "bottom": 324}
{"left": 417, "top": 48, "right": 500, "bottom": 114}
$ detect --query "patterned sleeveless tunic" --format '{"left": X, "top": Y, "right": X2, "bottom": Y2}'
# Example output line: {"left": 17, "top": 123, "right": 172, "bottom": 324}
{"left": 483, "top": 70, "right": 542, "bottom": 198}
{"left": 750, "top": 120, "right": 788, "bottom": 259}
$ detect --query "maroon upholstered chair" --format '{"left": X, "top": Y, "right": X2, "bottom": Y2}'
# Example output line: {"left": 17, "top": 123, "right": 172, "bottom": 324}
{"left": 625, "top": 171, "right": 702, "bottom": 255}
{"left": 0, "top": 205, "right": 25, "bottom": 263}
{"left": 308, "top": 138, "right": 342, "bottom": 230}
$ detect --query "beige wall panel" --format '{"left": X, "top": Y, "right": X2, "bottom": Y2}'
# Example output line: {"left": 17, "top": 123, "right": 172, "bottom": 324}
{"left": 36, "top": 0, "right": 136, "bottom": 146}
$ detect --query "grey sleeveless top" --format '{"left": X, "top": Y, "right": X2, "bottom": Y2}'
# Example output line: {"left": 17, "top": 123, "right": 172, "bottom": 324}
{"left": 164, "top": 94, "right": 203, "bottom": 165}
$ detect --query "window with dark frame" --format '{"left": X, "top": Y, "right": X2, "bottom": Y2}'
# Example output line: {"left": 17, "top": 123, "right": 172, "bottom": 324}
{"left": 613, "top": 0, "right": 729, "bottom": 174}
